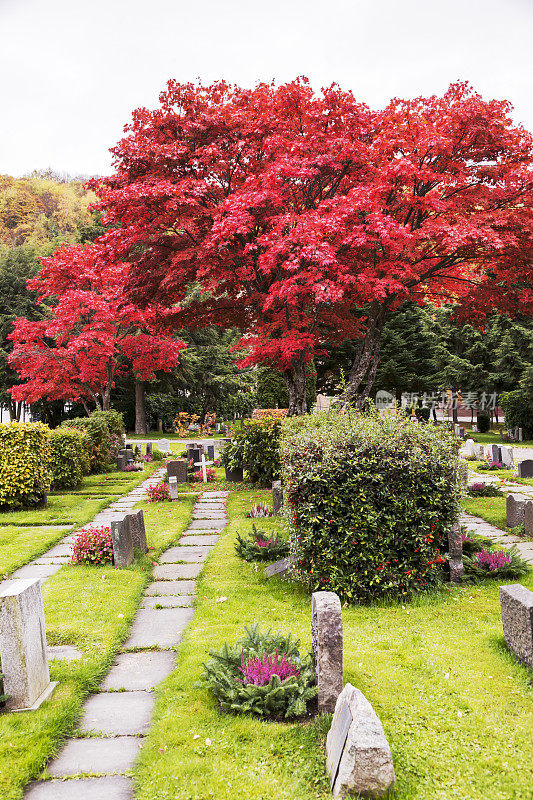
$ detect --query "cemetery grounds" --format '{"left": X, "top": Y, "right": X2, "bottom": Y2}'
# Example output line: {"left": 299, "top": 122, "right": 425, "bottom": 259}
{"left": 0, "top": 443, "right": 531, "bottom": 800}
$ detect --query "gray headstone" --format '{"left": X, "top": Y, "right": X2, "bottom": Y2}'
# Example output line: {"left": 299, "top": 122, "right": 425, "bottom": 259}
{"left": 474, "top": 443, "right": 485, "bottom": 460}
{"left": 499, "top": 584, "right": 533, "bottom": 667}
{"left": 116, "top": 454, "right": 126, "bottom": 471}
{"left": 518, "top": 427, "right": 524, "bottom": 442}
{"left": 264, "top": 555, "right": 295, "bottom": 578}
{"left": 207, "top": 444, "right": 215, "bottom": 461}
{"left": 506, "top": 494, "right": 526, "bottom": 528}
{"left": 518, "top": 459, "right": 533, "bottom": 479}
{"left": 272, "top": 480, "right": 283, "bottom": 515}
{"left": 167, "top": 460, "right": 187, "bottom": 483}
{"left": 500, "top": 445, "right": 514, "bottom": 468}
{"left": 125, "top": 510, "right": 147, "bottom": 553}
{"left": 488, "top": 444, "right": 500, "bottom": 463}
{"left": 524, "top": 501, "right": 533, "bottom": 536}
{"left": 464, "top": 439, "right": 476, "bottom": 458}
{"left": 146, "top": 442, "right": 153, "bottom": 456}
{"left": 326, "top": 684, "right": 395, "bottom": 798}
{"left": 169, "top": 476, "right": 179, "bottom": 501}
{"left": 312, "top": 591, "right": 343, "bottom": 713}
{"left": 0, "top": 578, "right": 57, "bottom": 711}
{"left": 188, "top": 448, "right": 201, "bottom": 465}
{"left": 159, "top": 438, "right": 170, "bottom": 453}
{"left": 110, "top": 519, "right": 133, "bottom": 567}
{"left": 447, "top": 524, "right": 463, "bottom": 582}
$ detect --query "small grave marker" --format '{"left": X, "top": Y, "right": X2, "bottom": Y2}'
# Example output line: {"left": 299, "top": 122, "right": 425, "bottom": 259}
{"left": 146, "top": 442, "right": 153, "bottom": 456}
{"left": 448, "top": 524, "right": 463, "bottom": 582}
{"left": 111, "top": 519, "right": 134, "bottom": 567}
{"left": 499, "top": 584, "right": 533, "bottom": 667}
{"left": 169, "top": 476, "right": 179, "bottom": 501}
{"left": 264, "top": 556, "right": 295, "bottom": 578}
{"left": 518, "top": 459, "right": 533, "bottom": 479}
{"left": 506, "top": 494, "right": 526, "bottom": 528}
{"left": 272, "top": 480, "right": 283, "bottom": 515}
{"left": 500, "top": 445, "right": 514, "bottom": 468}
{"left": 524, "top": 501, "right": 533, "bottom": 536}
{"left": 0, "top": 578, "right": 57, "bottom": 711}
{"left": 125, "top": 510, "right": 147, "bottom": 553}
{"left": 312, "top": 591, "right": 343, "bottom": 713}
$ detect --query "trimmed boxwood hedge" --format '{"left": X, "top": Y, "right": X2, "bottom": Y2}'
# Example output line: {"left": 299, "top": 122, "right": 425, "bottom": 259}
{"left": 281, "top": 409, "right": 466, "bottom": 603}
{"left": 50, "top": 427, "right": 90, "bottom": 489}
{"left": 0, "top": 422, "right": 52, "bottom": 508}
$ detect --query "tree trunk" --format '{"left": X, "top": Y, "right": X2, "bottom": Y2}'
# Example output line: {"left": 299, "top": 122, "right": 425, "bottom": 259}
{"left": 284, "top": 355, "right": 308, "bottom": 416}
{"left": 135, "top": 377, "right": 148, "bottom": 434}
{"left": 341, "top": 307, "right": 385, "bottom": 409}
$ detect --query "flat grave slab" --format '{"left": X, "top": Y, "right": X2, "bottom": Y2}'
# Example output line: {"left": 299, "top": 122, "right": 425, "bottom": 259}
{"left": 101, "top": 651, "right": 176, "bottom": 691}
{"left": 141, "top": 595, "right": 194, "bottom": 609}
{"left": 123, "top": 607, "right": 195, "bottom": 649}
{"left": 144, "top": 580, "right": 196, "bottom": 596}
{"left": 25, "top": 776, "right": 134, "bottom": 800}
{"left": 159, "top": 546, "right": 211, "bottom": 563}
{"left": 79, "top": 691, "right": 154, "bottom": 736}
{"left": 153, "top": 563, "right": 203, "bottom": 580}
{"left": 47, "top": 736, "right": 141, "bottom": 776}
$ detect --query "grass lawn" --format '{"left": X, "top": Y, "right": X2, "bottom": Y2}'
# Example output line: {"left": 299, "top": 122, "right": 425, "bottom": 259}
{"left": 467, "top": 462, "right": 533, "bottom": 487}
{"left": 134, "top": 488, "right": 533, "bottom": 800}
{"left": 462, "top": 428, "right": 533, "bottom": 448}
{"left": 463, "top": 496, "right": 508, "bottom": 531}
{"left": 0, "top": 463, "right": 160, "bottom": 579}
{"left": 0, "top": 494, "right": 194, "bottom": 800}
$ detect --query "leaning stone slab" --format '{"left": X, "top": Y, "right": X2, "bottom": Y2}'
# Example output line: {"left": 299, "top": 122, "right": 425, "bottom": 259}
{"left": 499, "top": 583, "right": 533, "bottom": 667}
{"left": 312, "top": 591, "right": 343, "bottom": 713}
{"left": 0, "top": 578, "right": 57, "bottom": 711}
{"left": 25, "top": 776, "right": 134, "bottom": 800}
{"left": 264, "top": 555, "right": 295, "bottom": 578}
{"left": 125, "top": 509, "right": 148, "bottom": 553}
{"left": 79, "top": 690, "right": 155, "bottom": 736}
{"left": 506, "top": 495, "right": 526, "bottom": 528}
{"left": 326, "top": 683, "right": 395, "bottom": 798}
{"left": 111, "top": 518, "right": 133, "bottom": 567}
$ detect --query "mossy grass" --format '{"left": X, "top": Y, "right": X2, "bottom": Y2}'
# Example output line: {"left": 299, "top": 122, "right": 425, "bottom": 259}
{"left": 133, "top": 488, "right": 533, "bottom": 800}
{"left": 0, "top": 495, "right": 194, "bottom": 800}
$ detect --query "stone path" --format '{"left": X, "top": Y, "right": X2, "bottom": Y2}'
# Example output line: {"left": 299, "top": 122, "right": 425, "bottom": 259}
{"left": 24, "top": 489, "right": 229, "bottom": 800}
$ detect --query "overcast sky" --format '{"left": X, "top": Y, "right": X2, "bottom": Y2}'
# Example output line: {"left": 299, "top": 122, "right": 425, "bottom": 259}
{"left": 1, "top": 0, "right": 532, "bottom": 178}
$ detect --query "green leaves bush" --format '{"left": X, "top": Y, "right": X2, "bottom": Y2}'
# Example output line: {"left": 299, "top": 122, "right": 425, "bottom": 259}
{"left": 203, "top": 625, "right": 317, "bottom": 720}
{"left": 281, "top": 409, "right": 466, "bottom": 603}
{"left": 223, "top": 417, "right": 281, "bottom": 486}
{"left": 49, "top": 427, "right": 90, "bottom": 489}
{"left": 500, "top": 390, "right": 533, "bottom": 438}
{"left": 0, "top": 422, "right": 51, "bottom": 508}
{"left": 63, "top": 410, "right": 124, "bottom": 472}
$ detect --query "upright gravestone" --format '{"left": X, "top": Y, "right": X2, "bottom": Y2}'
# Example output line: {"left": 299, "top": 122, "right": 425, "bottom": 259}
{"left": 110, "top": 518, "right": 134, "bottom": 567}
{"left": 125, "top": 510, "right": 147, "bottom": 553}
{"left": 116, "top": 453, "right": 126, "bottom": 471}
{"left": 146, "top": 442, "right": 153, "bottom": 456}
{"left": 464, "top": 438, "right": 476, "bottom": 458}
{"left": 518, "top": 459, "right": 533, "bottom": 479}
{"left": 500, "top": 445, "right": 514, "bottom": 469}
{"left": 326, "top": 684, "right": 395, "bottom": 798}
{"left": 207, "top": 444, "right": 215, "bottom": 461}
{"left": 524, "top": 501, "right": 533, "bottom": 536}
{"left": 447, "top": 524, "right": 463, "bottom": 582}
{"left": 488, "top": 444, "right": 500, "bottom": 463}
{"left": 169, "top": 476, "right": 179, "bottom": 501}
{"left": 506, "top": 494, "right": 526, "bottom": 528}
{"left": 159, "top": 438, "right": 170, "bottom": 453}
{"left": 272, "top": 480, "right": 283, "bottom": 515}
{"left": 312, "top": 591, "right": 343, "bottom": 713}
{"left": 474, "top": 443, "right": 485, "bottom": 461}
{"left": 0, "top": 578, "right": 57, "bottom": 711}
{"left": 518, "top": 427, "right": 524, "bottom": 442}
{"left": 167, "top": 460, "right": 187, "bottom": 484}
{"left": 499, "top": 584, "right": 533, "bottom": 667}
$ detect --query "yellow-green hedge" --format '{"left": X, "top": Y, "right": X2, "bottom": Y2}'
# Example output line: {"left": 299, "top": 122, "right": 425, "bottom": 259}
{"left": 0, "top": 422, "right": 52, "bottom": 508}
{"left": 50, "top": 427, "right": 90, "bottom": 490}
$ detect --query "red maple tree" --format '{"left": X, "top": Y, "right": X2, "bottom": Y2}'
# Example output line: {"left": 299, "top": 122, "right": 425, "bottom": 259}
{"left": 88, "top": 79, "right": 533, "bottom": 412}
{"left": 9, "top": 243, "right": 185, "bottom": 411}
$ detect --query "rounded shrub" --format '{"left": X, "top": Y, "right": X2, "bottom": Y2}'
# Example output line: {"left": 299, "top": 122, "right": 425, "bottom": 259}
{"left": 63, "top": 410, "right": 124, "bottom": 472}
{"left": 147, "top": 481, "right": 171, "bottom": 502}
{"left": 476, "top": 411, "right": 490, "bottom": 433}
{"left": 223, "top": 417, "right": 281, "bottom": 486}
{"left": 500, "top": 390, "right": 533, "bottom": 439}
{"left": 71, "top": 526, "right": 113, "bottom": 565}
{"left": 49, "top": 428, "right": 90, "bottom": 489}
{"left": 0, "top": 422, "right": 52, "bottom": 508}
{"left": 281, "top": 409, "right": 466, "bottom": 603}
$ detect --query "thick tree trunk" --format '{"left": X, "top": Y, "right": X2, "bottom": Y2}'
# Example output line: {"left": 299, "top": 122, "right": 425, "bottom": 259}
{"left": 135, "top": 377, "right": 148, "bottom": 434}
{"left": 284, "top": 355, "right": 308, "bottom": 416}
{"left": 340, "top": 305, "right": 385, "bottom": 409}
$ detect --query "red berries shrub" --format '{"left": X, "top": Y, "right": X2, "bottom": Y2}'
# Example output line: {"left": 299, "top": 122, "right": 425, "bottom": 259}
{"left": 148, "top": 481, "right": 171, "bottom": 502}
{"left": 281, "top": 409, "right": 466, "bottom": 603}
{"left": 71, "top": 526, "right": 113, "bottom": 565}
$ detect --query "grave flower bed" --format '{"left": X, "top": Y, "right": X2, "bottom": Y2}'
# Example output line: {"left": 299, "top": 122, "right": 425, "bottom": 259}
{"left": 202, "top": 625, "right": 316, "bottom": 720}
{"left": 476, "top": 460, "right": 504, "bottom": 471}
{"left": 281, "top": 408, "right": 465, "bottom": 603}
{"left": 468, "top": 482, "right": 504, "bottom": 497}
{"left": 464, "top": 546, "right": 529, "bottom": 579}
{"left": 247, "top": 502, "right": 273, "bottom": 518}
{"left": 235, "top": 524, "right": 290, "bottom": 561}
{"left": 193, "top": 467, "right": 216, "bottom": 482}
{"left": 147, "top": 481, "right": 171, "bottom": 502}
{"left": 71, "top": 526, "right": 113, "bottom": 565}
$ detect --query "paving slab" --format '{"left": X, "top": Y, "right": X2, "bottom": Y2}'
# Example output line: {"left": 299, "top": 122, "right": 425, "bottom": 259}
{"left": 153, "top": 563, "right": 203, "bottom": 580}
{"left": 33, "top": 556, "right": 71, "bottom": 565}
{"left": 201, "top": 491, "right": 229, "bottom": 498}
{"left": 179, "top": 535, "right": 219, "bottom": 546}
{"left": 79, "top": 691, "right": 154, "bottom": 736}
{"left": 193, "top": 511, "right": 227, "bottom": 518}
{"left": 159, "top": 546, "right": 212, "bottom": 563}
{"left": 101, "top": 651, "right": 176, "bottom": 691}
{"left": 12, "top": 564, "right": 63, "bottom": 581}
{"left": 187, "top": 519, "right": 226, "bottom": 530}
{"left": 123, "top": 607, "right": 195, "bottom": 649}
{"left": 40, "top": 543, "right": 73, "bottom": 558}
{"left": 25, "top": 776, "right": 134, "bottom": 800}
{"left": 144, "top": 580, "right": 196, "bottom": 595}
{"left": 47, "top": 645, "right": 82, "bottom": 661}
{"left": 194, "top": 503, "right": 226, "bottom": 510}
{"left": 141, "top": 595, "right": 195, "bottom": 609}
{"left": 47, "top": 736, "right": 141, "bottom": 776}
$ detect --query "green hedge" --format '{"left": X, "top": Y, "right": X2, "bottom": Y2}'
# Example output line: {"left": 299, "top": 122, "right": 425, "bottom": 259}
{"left": 63, "top": 410, "right": 124, "bottom": 473}
{"left": 50, "top": 427, "right": 90, "bottom": 489}
{"left": 499, "top": 390, "right": 533, "bottom": 438}
{"left": 0, "top": 422, "right": 51, "bottom": 508}
{"left": 281, "top": 409, "right": 465, "bottom": 603}
{"left": 223, "top": 417, "right": 281, "bottom": 486}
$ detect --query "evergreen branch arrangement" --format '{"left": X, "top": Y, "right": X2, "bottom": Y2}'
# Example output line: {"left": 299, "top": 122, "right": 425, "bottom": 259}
{"left": 202, "top": 624, "right": 317, "bottom": 720}
{"left": 463, "top": 546, "right": 529, "bottom": 579}
{"left": 235, "top": 525, "right": 290, "bottom": 561}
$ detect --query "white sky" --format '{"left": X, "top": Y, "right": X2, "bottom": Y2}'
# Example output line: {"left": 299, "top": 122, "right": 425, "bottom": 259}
{"left": 1, "top": 0, "right": 532, "bottom": 178}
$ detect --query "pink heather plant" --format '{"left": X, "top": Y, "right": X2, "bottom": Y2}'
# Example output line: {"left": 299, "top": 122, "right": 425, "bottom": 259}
{"left": 476, "top": 549, "right": 511, "bottom": 571}
{"left": 148, "top": 481, "right": 171, "bottom": 502}
{"left": 71, "top": 526, "right": 113, "bottom": 565}
{"left": 247, "top": 502, "right": 273, "bottom": 518}
{"left": 239, "top": 648, "right": 300, "bottom": 686}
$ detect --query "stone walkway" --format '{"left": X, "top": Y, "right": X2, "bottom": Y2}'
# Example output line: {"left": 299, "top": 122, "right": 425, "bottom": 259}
{"left": 24, "top": 489, "right": 229, "bottom": 800}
